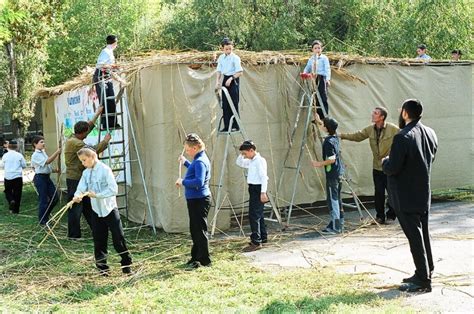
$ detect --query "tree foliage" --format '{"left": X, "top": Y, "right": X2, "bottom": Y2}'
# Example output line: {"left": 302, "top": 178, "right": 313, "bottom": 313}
{"left": 46, "top": 0, "right": 155, "bottom": 86}
{"left": 0, "top": 0, "right": 472, "bottom": 136}
{"left": 0, "top": 0, "right": 63, "bottom": 136}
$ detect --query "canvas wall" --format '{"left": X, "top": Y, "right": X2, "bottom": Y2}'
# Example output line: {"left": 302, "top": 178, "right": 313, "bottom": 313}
{"left": 44, "top": 63, "right": 473, "bottom": 232}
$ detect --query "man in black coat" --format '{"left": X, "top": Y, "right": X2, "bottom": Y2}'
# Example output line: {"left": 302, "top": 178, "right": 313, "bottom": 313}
{"left": 382, "top": 99, "right": 438, "bottom": 293}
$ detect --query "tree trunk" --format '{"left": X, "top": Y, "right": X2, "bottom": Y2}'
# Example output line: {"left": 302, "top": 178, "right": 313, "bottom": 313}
{"left": 5, "top": 41, "right": 21, "bottom": 139}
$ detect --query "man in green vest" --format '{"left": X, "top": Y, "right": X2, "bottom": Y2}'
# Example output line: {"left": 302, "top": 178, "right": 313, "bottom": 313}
{"left": 339, "top": 107, "right": 399, "bottom": 224}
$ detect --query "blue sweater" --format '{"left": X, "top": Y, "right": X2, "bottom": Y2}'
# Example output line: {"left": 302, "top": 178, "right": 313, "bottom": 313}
{"left": 182, "top": 151, "right": 211, "bottom": 199}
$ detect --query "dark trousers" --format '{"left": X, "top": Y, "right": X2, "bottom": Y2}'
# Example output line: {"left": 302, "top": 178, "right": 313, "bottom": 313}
{"left": 316, "top": 75, "right": 329, "bottom": 119}
{"left": 33, "top": 174, "right": 59, "bottom": 224}
{"left": 4, "top": 177, "right": 22, "bottom": 213}
{"left": 248, "top": 184, "right": 267, "bottom": 244}
{"left": 396, "top": 209, "right": 433, "bottom": 284}
{"left": 326, "top": 177, "right": 342, "bottom": 225}
{"left": 93, "top": 69, "right": 117, "bottom": 128}
{"left": 91, "top": 208, "right": 131, "bottom": 271}
{"left": 221, "top": 75, "right": 240, "bottom": 130}
{"left": 187, "top": 196, "right": 211, "bottom": 265}
{"left": 373, "top": 169, "right": 396, "bottom": 221}
{"left": 66, "top": 178, "right": 92, "bottom": 238}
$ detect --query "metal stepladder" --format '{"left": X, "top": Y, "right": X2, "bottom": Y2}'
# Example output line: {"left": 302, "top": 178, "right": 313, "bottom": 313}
{"left": 209, "top": 86, "right": 282, "bottom": 236}
{"left": 275, "top": 75, "right": 365, "bottom": 226}
{"left": 96, "top": 68, "right": 156, "bottom": 234}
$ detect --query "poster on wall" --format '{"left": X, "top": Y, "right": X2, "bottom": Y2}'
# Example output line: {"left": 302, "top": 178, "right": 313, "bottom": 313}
{"left": 54, "top": 83, "right": 131, "bottom": 185}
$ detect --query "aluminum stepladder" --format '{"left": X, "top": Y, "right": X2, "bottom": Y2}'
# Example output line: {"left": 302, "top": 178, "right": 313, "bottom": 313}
{"left": 96, "top": 68, "right": 156, "bottom": 234}
{"left": 209, "top": 86, "right": 282, "bottom": 236}
{"left": 275, "top": 76, "right": 364, "bottom": 226}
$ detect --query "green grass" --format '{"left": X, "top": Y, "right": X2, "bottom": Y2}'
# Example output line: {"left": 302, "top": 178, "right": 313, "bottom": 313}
{"left": 432, "top": 185, "right": 474, "bottom": 202}
{"left": 0, "top": 184, "right": 411, "bottom": 312}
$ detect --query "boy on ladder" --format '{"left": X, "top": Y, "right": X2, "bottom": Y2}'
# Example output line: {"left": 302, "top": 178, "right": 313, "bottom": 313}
{"left": 303, "top": 40, "right": 331, "bottom": 120}
{"left": 215, "top": 37, "right": 243, "bottom": 132}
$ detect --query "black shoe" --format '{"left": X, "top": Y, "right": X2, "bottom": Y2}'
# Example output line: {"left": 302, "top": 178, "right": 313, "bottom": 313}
{"left": 219, "top": 127, "right": 230, "bottom": 133}
{"left": 9, "top": 200, "right": 15, "bottom": 212}
{"left": 186, "top": 261, "right": 201, "bottom": 270}
{"left": 374, "top": 217, "right": 385, "bottom": 225}
{"left": 403, "top": 272, "right": 433, "bottom": 283}
{"left": 122, "top": 266, "right": 132, "bottom": 275}
{"left": 399, "top": 282, "right": 431, "bottom": 293}
{"left": 186, "top": 259, "right": 196, "bottom": 265}
{"left": 261, "top": 239, "right": 268, "bottom": 244}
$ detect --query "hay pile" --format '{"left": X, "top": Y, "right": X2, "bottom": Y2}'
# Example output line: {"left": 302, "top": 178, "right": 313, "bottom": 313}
{"left": 35, "top": 49, "right": 470, "bottom": 98}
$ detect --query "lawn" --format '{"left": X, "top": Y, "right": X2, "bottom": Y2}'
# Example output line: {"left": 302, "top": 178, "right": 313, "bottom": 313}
{"left": 0, "top": 184, "right": 411, "bottom": 312}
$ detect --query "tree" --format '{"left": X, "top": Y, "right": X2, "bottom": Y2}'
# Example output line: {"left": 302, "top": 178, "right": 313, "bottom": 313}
{"left": 46, "top": 0, "right": 154, "bottom": 86}
{"left": 0, "top": 0, "right": 63, "bottom": 138}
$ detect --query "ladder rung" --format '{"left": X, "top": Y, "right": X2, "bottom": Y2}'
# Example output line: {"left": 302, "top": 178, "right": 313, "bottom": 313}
{"left": 111, "top": 167, "right": 125, "bottom": 172}
{"left": 118, "top": 206, "right": 128, "bottom": 211}
{"left": 117, "top": 180, "right": 127, "bottom": 185}
{"left": 283, "top": 166, "right": 298, "bottom": 170}
{"left": 100, "top": 112, "right": 123, "bottom": 117}
{"left": 109, "top": 140, "right": 125, "bottom": 145}
{"left": 99, "top": 154, "right": 126, "bottom": 160}
{"left": 116, "top": 193, "right": 127, "bottom": 198}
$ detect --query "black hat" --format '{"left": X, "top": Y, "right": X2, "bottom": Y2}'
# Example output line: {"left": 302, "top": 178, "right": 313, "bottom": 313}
{"left": 323, "top": 117, "right": 339, "bottom": 134}
{"left": 417, "top": 44, "right": 427, "bottom": 50}
{"left": 9, "top": 140, "right": 18, "bottom": 145}
{"left": 451, "top": 49, "right": 462, "bottom": 55}
{"left": 221, "top": 37, "right": 233, "bottom": 46}
{"left": 239, "top": 140, "right": 256, "bottom": 151}
{"left": 106, "top": 35, "right": 117, "bottom": 44}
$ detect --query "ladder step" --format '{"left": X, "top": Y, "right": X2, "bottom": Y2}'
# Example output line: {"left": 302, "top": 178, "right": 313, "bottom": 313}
{"left": 118, "top": 205, "right": 128, "bottom": 211}
{"left": 99, "top": 154, "right": 126, "bottom": 160}
{"left": 101, "top": 112, "right": 123, "bottom": 117}
{"left": 111, "top": 167, "right": 125, "bottom": 172}
{"left": 283, "top": 166, "right": 298, "bottom": 170}
{"left": 116, "top": 193, "right": 127, "bottom": 198}
{"left": 109, "top": 140, "right": 125, "bottom": 145}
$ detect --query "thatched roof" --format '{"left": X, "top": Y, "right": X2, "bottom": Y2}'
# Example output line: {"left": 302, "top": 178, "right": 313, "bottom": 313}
{"left": 36, "top": 50, "right": 471, "bottom": 98}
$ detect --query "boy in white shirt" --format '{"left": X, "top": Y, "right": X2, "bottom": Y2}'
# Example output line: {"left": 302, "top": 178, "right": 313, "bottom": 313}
{"left": 73, "top": 147, "right": 132, "bottom": 275}
{"left": 236, "top": 140, "right": 269, "bottom": 252}
{"left": 215, "top": 38, "right": 243, "bottom": 132}
{"left": 1, "top": 140, "right": 27, "bottom": 214}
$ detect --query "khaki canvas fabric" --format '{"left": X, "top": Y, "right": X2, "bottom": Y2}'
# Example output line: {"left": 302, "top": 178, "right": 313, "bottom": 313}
{"left": 43, "top": 63, "right": 473, "bottom": 232}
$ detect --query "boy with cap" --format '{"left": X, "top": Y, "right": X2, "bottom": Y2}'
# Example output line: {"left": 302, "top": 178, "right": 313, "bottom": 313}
{"left": 312, "top": 117, "right": 344, "bottom": 234}
{"left": 236, "top": 140, "right": 269, "bottom": 251}
{"left": 1, "top": 140, "right": 27, "bottom": 214}
{"left": 215, "top": 38, "right": 243, "bottom": 132}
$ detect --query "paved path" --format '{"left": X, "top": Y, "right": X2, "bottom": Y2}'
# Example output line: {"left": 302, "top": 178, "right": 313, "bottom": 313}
{"left": 244, "top": 202, "right": 474, "bottom": 312}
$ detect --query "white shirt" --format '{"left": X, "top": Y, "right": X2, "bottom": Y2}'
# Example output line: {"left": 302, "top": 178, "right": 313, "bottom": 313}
{"left": 96, "top": 46, "right": 115, "bottom": 68}
{"left": 31, "top": 149, "right": 53, "bottom": 174}
{"left": 74, "top": 161, "right": 118, "bottom": 217}
{"left": 1, "top": 150, "right": 26, "bottom": 180}
{"left": 236, "top": 153, "right": 268, "bottom": 192}
{"left": 216, "top": 53, "right": 243, "bottom": 76}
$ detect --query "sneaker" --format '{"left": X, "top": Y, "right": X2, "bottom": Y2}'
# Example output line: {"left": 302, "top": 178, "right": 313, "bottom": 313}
{"left": 321, "top": 227, "right": 337, "bottom": 235}
{"left": 399, "top": 282, "right": 431, "bottom": 293}
{"left": 242, "top": 243, "right": 263, "bottom": 252}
